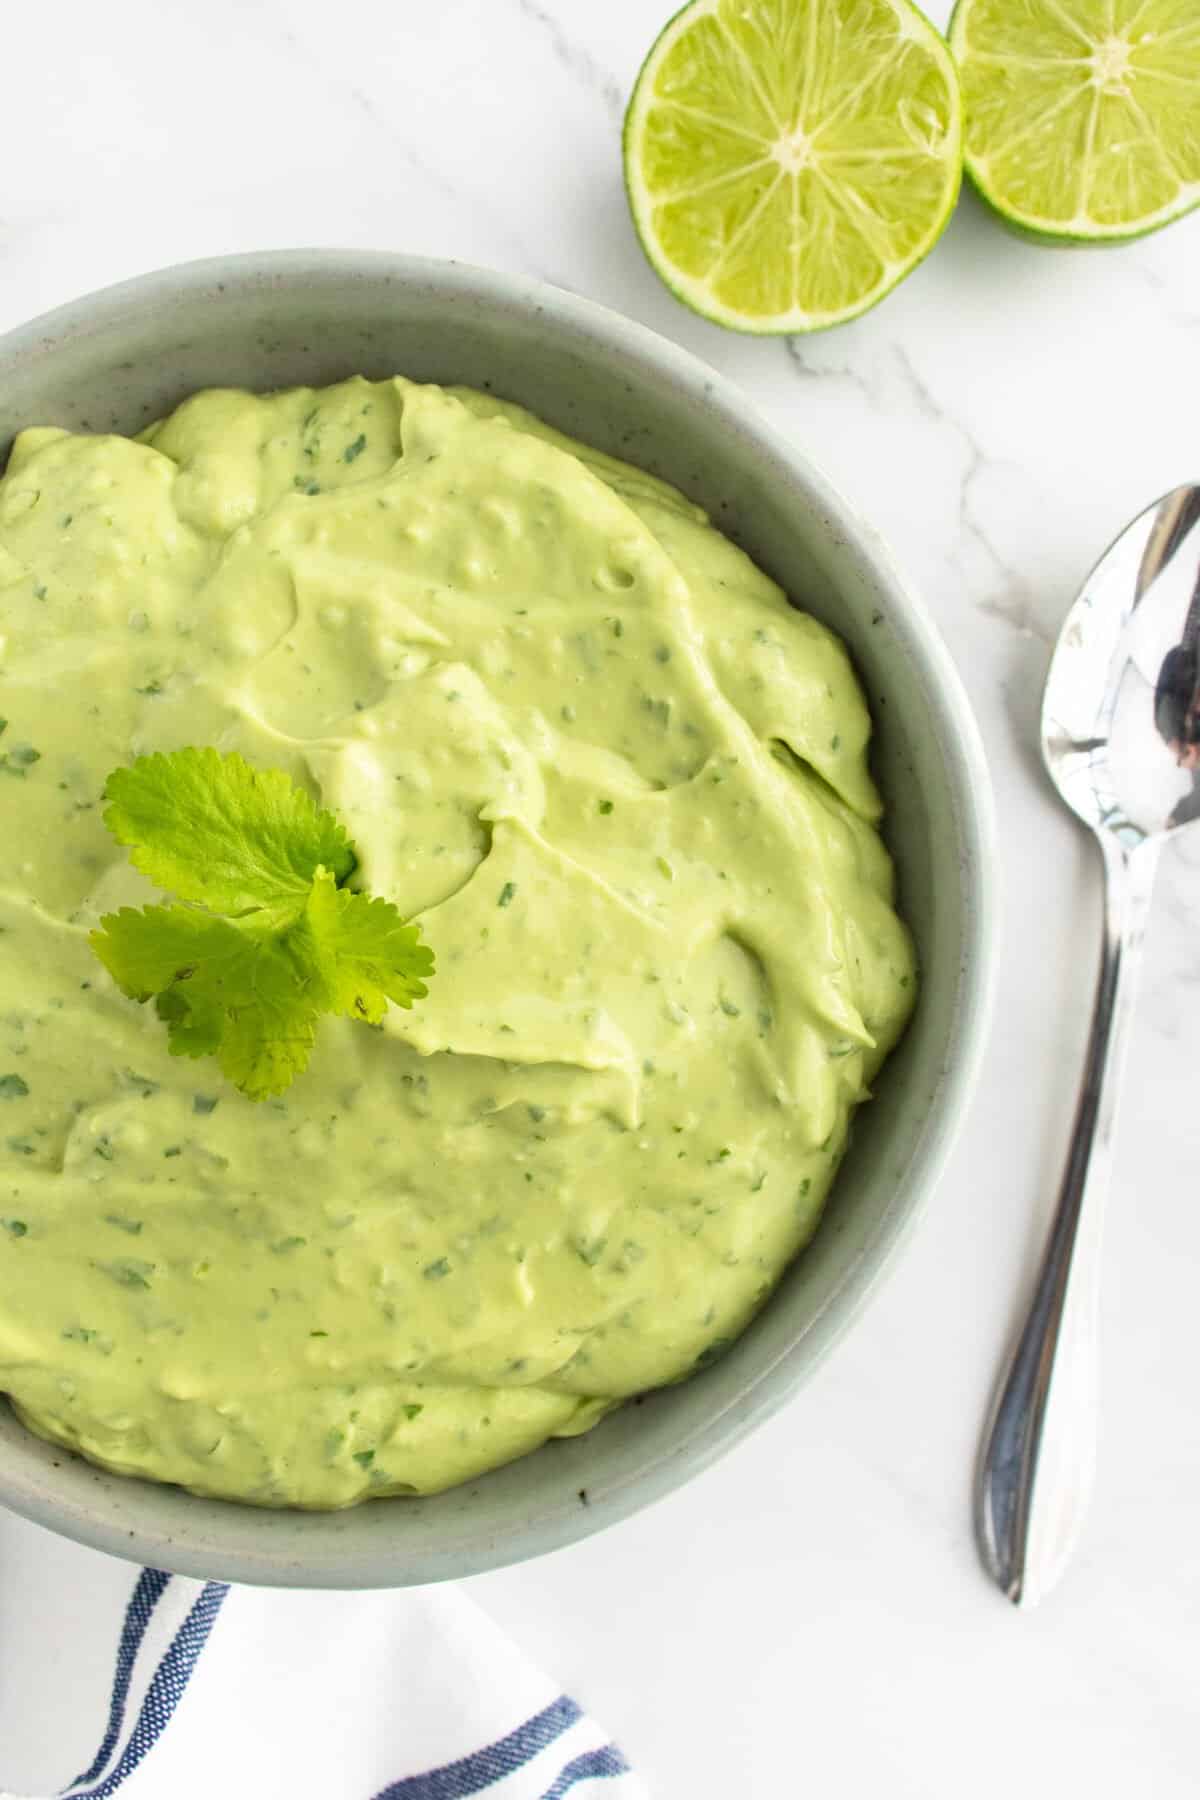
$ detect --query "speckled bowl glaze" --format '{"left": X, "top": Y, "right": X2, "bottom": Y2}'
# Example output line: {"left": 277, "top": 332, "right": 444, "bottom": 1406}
{"left": 0, "top": 252, "right": 996, "bottom": 1587}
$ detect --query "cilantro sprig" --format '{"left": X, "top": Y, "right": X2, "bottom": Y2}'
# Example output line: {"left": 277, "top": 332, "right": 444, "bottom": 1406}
{"left": 90, "top": 749, "right": 434, "bottom": 1100}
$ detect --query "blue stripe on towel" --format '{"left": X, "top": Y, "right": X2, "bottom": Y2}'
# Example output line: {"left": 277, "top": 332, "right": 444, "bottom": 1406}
{"left": 537, "top": 1744, "right": 631, "bottom": 1799}
{"left": 371, "top": 1694, "right": 582, "bottom": 1799}
{"left": 70, "top": 1581, "right": 229, "bottom": 1799}
{"left": 66, "top": 1569, "right": 172, "bottom": 1790}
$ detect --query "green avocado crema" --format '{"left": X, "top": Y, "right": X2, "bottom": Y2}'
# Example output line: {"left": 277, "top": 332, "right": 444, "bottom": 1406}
{"left": 0, "top": 375, "right": 915, "bottom": 1507}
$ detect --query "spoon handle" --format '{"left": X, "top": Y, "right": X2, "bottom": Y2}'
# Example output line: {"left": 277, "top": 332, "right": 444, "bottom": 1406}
{"left": 976, "top": 831, "right": 1161, "bottom": 1606}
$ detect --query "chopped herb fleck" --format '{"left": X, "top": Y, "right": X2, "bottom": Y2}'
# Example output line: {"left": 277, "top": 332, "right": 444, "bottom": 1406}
{"left": 598, "top": 799, "right": 614, "bottom": 815}
{"left": 343, "top": 434, "right": 368, "bottom": 463}
{"left": 163, "top": 1145, "right": 182, "bottom": 1158}
{"left": 352, "top": 1448, "right": 375, "bottom": 1469}
{"left": 98, "top": 1258, "right": 154, "bottom": 1290}
{"left": 402, "top": 1403, "right": 424, "bottom": 1421}
{"left": 3, "top": 1219, "right": 28, "bottom": 1238}
{"left": 1, "top": 744, "right": 40, "bottom": 777}
{"left": 104, "top": 1215, "right": 143, "bottom": 1235}
{"left": 94, "top": 1137, "right": 116, "bottom": 1162}
{"left": 423, "top": 1256, "right": 451, "bottom": 1280}
{"left": 271, "top": 1236, "right": 307, "bottom": 1254}
{"left": 0, "top": 1074, "right": 29, "bottom": 1100}
{"left": 193, "top": 1094, "right": 219, "bottom": 1115}
{"left": 497, "top": 882, "right": 517, "bottom": 908}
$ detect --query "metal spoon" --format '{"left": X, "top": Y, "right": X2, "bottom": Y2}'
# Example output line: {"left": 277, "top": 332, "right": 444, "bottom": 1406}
{"left": 976, "top": 483, "right": 1200, "bottom": 1608}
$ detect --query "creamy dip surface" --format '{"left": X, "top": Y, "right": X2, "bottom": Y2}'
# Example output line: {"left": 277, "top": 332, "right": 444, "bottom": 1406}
{"left": 0, "top": 376, "right": 914, "bottom": 1505}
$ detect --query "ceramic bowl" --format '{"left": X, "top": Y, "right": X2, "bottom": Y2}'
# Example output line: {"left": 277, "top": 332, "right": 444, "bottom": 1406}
{"left": 0, "top": 252, "right": 995, "bottom": 1585}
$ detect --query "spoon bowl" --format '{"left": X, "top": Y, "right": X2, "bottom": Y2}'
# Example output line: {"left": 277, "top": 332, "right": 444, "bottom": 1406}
{"left": 1043, "top": 484, "right": 1200, "bottom": 846}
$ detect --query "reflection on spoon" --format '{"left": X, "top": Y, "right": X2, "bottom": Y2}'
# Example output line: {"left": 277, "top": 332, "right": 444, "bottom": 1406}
{"left": 1150, "top": 490, "right": 1200, "bottom": 818}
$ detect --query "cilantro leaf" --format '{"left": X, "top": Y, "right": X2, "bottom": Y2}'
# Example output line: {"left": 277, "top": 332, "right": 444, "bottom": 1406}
{"left": 102, "top": 748, "right": 355, "bottom": 913}
{"left": 301, "top": 870, "right": 434, "bottom": 1023}
{"left": 89, "top": 752, "right": 434, "bottom": 1101}
{"left": 90, "top": 903, "right": 250, "bottom": 1002}
{"left": 209, "top": 954, "right": 320, "bottom": 1100}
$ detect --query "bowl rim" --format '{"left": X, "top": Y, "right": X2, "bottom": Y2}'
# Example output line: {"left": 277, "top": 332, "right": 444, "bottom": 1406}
{"left": 0, "top": 249, "right": 998, "bottom": 1584}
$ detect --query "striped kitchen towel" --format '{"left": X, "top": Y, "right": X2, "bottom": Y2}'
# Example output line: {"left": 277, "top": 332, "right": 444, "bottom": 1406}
{"left": 0, "top": 1512, "right": 647, "bottom": 1800}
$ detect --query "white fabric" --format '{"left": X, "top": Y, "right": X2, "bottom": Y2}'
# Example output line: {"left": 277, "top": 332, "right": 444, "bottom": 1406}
{"left": 0, "top": 1511, "right": 647, "bottom": 1800}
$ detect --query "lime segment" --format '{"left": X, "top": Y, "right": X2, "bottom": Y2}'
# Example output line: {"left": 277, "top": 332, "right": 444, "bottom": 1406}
{"left": 950, "top": 0, "right": 1200, "bottom": 241}
{"left": 624, "top": 0, "right": 963, "bottom": 334}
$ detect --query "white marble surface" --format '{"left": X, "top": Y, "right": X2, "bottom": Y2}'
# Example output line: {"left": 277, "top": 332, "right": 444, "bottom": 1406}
{"left": 3, "top": 2, "right": 1200, "bottom": 1794}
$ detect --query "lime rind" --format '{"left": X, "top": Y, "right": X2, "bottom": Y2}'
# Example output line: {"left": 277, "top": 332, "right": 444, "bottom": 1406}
{"left": 949, "top": 0, "right": 1200, "bottom": 245}
{"left": 623, "top": 0, "right": 963, "bottom": 335}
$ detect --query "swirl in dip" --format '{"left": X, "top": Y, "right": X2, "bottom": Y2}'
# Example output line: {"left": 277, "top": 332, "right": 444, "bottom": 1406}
{"left": 0, "top": 377, "right": 914, "bottom": 1504}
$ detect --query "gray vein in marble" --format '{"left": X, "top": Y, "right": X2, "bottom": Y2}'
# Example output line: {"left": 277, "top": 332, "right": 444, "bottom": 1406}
{"left": 885, "top": 344, "right": 1046, "bottom": 641}
{"left": 957, "top": 442, "right": 1050, "bottom": 646}
{"left": 245, "top": 0, "right": 461, "bottom": 205}
{"left": 880, "top": 341, "right": 944, "bottom": 425}
{"left": 514, "top": 0, "right": 625, "bottom": 122}
{"left": 785, "top": 335, "right": 1051, "bottom": 645}
{"left": 250, "top": 0, "right": 545, "bottom": 273}
{"left": 1132, "top": 258, "right": 1200, "bottom": 332}
{"left": 783, "top": 337, "right": 871, "bottom": 402}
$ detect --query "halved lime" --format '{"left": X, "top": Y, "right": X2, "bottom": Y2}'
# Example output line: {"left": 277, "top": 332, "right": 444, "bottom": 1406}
{"left": 950, "top": 0, "right": 1200, "bottom": 242}
{"left": 623, "top": 0, "right": 963, "bottom": 335}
